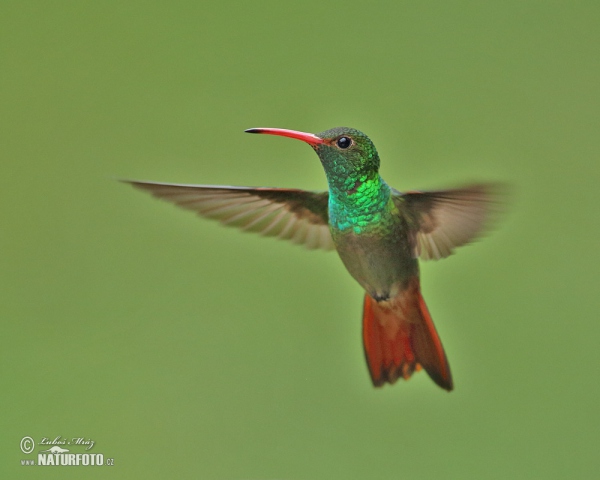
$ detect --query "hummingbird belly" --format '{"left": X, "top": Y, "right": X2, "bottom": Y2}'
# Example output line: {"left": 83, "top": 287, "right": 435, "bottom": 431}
{"left": 331, "top": 224, "right": 418, "bottom": 301}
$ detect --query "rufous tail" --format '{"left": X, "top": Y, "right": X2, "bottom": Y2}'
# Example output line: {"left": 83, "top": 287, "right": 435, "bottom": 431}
{"left": 362, "top": 280, "right": 453, "bottom": 391}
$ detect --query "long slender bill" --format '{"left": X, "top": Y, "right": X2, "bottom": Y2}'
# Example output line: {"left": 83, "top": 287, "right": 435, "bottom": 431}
{"left": 245, "top": 128, "right": 324, "bottom": 146}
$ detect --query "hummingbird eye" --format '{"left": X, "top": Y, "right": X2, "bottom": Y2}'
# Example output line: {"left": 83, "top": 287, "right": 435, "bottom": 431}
{"left": 336, "top": 136, "right": 352, "bottom": 149}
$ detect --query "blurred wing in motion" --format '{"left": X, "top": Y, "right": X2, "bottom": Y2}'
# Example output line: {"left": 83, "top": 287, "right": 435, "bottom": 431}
{"left": 394, "top": 184, "right": 504, "bottom": 260}
{"left": 124, "top": 180, "right": 334, "bottom": 250}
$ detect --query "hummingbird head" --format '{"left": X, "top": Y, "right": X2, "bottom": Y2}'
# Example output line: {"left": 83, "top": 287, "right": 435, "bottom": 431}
{"left": 245, "top": 126, "right": 381, "bottom": 193}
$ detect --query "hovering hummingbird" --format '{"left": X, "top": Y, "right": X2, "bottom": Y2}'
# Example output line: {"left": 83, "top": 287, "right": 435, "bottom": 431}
{"left": 125, "top": 127, "right": 500, "bottom": 391}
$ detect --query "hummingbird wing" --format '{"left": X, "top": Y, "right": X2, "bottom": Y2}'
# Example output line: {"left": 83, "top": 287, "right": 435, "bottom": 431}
{"left": 124, "top": 180, "right": 334, "bottom": 250}
{"left": 394, "top": 184, "right": 502, "bottom": 260}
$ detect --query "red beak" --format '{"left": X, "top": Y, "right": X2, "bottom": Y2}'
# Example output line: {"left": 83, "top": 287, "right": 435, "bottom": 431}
{"left": 245, "top": 128, "right": 324, "bottom": 146}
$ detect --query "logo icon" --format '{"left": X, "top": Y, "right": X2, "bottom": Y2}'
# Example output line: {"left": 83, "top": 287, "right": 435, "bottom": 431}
{"left": 40, "top": 446, "right": 70, "bottom": 454}
{"left": 19, "top": 435, "right": 114, "bottom": 467}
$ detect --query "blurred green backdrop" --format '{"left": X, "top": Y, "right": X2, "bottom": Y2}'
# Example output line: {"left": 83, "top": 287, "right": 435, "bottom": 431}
{"left": 2, "top": 1, "right": 599, "bottom": 478}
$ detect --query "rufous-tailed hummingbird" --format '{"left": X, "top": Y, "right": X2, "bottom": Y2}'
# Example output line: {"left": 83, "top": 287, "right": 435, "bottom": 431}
{"left": 126, "top": 127, "right": 500, "bottom": 391}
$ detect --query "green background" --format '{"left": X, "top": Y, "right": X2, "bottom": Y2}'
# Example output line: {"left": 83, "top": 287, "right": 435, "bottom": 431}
{"left": 2, "top": 1, "right": 599, "bottom": 478}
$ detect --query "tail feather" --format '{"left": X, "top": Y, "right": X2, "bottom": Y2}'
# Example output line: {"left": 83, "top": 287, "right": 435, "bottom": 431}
{"left": 362, "top": 280, "right": 453, "bottom": 391}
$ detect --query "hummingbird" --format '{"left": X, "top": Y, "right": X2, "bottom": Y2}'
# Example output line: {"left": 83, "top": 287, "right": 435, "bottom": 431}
{"left": 125, "top": 127, "right": 499, "bottom": 391}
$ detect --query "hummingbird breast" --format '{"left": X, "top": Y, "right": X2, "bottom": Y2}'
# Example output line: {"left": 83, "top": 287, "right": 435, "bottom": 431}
{"left": 330, "top": 208, "right": 418, "bottom": 301}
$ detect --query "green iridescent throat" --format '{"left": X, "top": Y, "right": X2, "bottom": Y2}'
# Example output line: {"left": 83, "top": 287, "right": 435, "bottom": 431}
{"left": 312, "top": 127, "right": 392, "bottom": 234}
{"left": 328, "top": 175, "right": 391, "bottom": 233}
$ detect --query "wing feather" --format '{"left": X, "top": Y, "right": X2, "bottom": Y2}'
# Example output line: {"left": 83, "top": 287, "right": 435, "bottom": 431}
{"left": 124, "top": 180, "right": 334, "bottom": 250}
{"left": 394, "top": 184, "right": 504, "bottom": 260}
